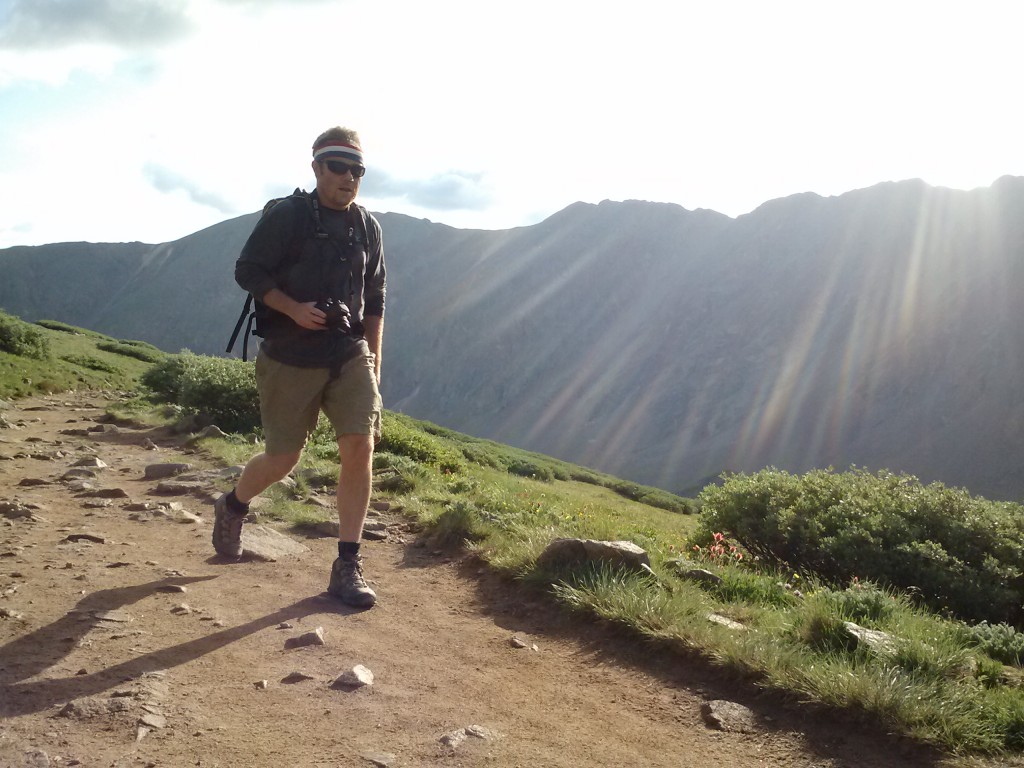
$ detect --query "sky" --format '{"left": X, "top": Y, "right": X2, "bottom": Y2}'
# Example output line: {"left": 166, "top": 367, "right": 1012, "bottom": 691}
{"left": 0, "top": 0, "right": 1021, "bottom": 249}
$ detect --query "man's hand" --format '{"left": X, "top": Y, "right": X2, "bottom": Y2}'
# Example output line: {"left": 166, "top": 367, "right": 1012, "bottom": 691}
{"left": 288, "top": 301, "right": 328, "bottom": 331}
{"left": 262, "top": 289, "right": 327, "bottom": 331}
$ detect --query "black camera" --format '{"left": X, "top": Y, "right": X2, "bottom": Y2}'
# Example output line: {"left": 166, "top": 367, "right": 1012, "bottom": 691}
{"left": 315, "top": 298, "right": 352, "bottom": 333}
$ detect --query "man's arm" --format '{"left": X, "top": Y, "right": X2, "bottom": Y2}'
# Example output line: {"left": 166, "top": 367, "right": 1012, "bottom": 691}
{"left": 363, "top": 315, "right": 383, "bottom": 384}
{"left": 261, "top": 288, "right": 326, "bottom": 331}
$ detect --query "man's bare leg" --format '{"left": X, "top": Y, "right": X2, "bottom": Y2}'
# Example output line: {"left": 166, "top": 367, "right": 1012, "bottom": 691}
{"left": 235, "top": 450, "right": 303, "bottom": 503}
{"left": 212, "top": 450, "right": 300, "bottom": 558}
{"left": 327, "top": 433, "right": 376, "bottom": 607}
{"left": 335, "top": 433, "right": 374, "bottom": 540}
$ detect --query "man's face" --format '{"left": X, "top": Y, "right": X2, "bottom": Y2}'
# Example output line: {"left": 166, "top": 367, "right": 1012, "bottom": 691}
{"left": 312, "top": 157, "right": 363, "bottom": 210}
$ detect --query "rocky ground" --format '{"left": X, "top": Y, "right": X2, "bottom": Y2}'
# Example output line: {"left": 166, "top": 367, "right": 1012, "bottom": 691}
{"left": 0, "top": 392, "right": 975, "bottom": 767}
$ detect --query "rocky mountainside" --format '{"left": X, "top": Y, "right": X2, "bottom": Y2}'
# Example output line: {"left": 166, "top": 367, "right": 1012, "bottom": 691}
{"left": 2, "top": 178, "right": 1022, "bottom": 500}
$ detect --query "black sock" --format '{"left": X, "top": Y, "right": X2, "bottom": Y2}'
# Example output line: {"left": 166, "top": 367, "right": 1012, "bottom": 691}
{"left": 226, "top": 489, "right": 249, "bottom": 515}
{"left": 339, "top": 541, "right": 360, "bottom": 559}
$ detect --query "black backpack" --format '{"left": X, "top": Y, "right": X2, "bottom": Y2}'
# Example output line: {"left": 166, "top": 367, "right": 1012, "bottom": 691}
{"left": 225, "top": 189, "right": 373, "bottom": 361}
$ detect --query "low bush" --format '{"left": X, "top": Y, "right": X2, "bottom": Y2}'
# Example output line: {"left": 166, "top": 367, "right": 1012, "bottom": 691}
{"left": 506, "top": 457, "right": 554, "bottom": 482}
{"left": 60, "top": 354, "right": 121, "bottom": 374}
{"left": 0, "top": 311, "right": 50, "bottom": 359}
{"left": 379, "top": 412, "right": 465, "bottom": 473}
{"left": 141, "top": 352, "right": 259, "bottom": 433}
{"left": 963, "top": 622, "right": 1024, "bottom": 667}
{"left": 35, "top": 319, "right": 85, "bottom": 335}
{"left": 97, "top": 340, "right": 162, "bottom": 363}
{"left": 141, "top": 355, "right": 188, "bottom": 400}
{"left": 695, "top": 468, "right": 1024, "bottom": 625}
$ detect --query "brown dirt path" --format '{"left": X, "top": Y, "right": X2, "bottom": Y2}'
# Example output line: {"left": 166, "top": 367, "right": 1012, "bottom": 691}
{"left": 0, "top": 393, "right": 983, "bottom": 767}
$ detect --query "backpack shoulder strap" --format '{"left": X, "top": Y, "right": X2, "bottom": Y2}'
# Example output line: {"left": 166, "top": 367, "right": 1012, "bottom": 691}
{"left": 354, "top": 204, "right": 378, "bottom": 256}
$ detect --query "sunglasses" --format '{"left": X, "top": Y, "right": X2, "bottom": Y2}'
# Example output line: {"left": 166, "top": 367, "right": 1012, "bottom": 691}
{"left": 323, "top": 159, "right": 366, "bottom": 178}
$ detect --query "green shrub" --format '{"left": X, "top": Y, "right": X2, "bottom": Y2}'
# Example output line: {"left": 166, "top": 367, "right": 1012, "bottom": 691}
{"left": 35, "top": 319, "right": 82, "bottom": 334}
{"left": 177, "top": 354, "right": 259, "bottom": 433}
{"left": 379, "top": 412, "right": 465, "bottom": 473}
{"left": 703, "top": 565, "right": 802, "bottom": 608}
{"left": 696, "top": 468, "right": 1024, "bottom": 625}
{"left": 506, "top": 457, "right": 554, "bottom": 482}
{"left": 431, "top": 500, "right": 488, "bottom": 548}
{"left": 141, "top": 355, "right": 188, "bottom": 400}
{"left": 570, "top": 468, "right": 603, "bottom": 485}
{"left": 461, "top": 444, "right": 502, "bottom": 468}
{"left": 60, "top": 354, "right": 121, "bottom": 374}
{"left": 821, "top": 581, "right": 905, "bottom": 625}
{"left": 0, "top": 311, "right": 50, "bottom": 359}
{"left": 141, "top": 352, "right": 258, "bottom": 433}
{"left": 962, "top": 622, "right": 1024, "bottom": 667}
{"left": 96, "top": 340, "right": 162, "bottom": 363}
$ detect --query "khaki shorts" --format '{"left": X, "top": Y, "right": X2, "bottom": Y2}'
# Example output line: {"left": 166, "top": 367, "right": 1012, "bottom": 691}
{"left": 255, "top": 348, "right": 382, "bottom": 455}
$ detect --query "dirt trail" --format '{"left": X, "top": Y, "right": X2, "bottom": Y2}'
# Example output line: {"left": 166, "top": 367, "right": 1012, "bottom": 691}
{"left": 0, "top": 393, "right": 957, "bottom": 767}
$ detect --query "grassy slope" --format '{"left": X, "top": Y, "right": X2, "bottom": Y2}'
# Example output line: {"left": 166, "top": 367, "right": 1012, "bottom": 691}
{"left": 0, "top": 319, "right": 161, "bottom": 399}
{"left": 4, "top": 315, "right": 1024, "bottom": 758}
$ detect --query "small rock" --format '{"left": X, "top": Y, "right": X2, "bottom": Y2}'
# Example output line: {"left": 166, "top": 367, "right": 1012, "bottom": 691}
{"left": 332, "top": 664, "right": 373, "bottom": 689}
{"left": 78, "top": 487, "right": 129, "bottom": 499}
{"left": 93, "top": 609, "right": 133, "bottom": 623}
{"left": 843, "top": 621, "right": 896, "bottom": 655}
{"left": 285, "top": 627, "right": 326, "bottom": 649}
{"left": 360, "top": 752, "right": 396, "bottom": 767}
{"left": 536, "top": 538, "right": 650, "bottom": 572}
{"left": 144, "top": 462, "right": 193, "bottom": 480}
{"left": 61, "top": 533, "right": 107, "bottom": 544}
{"left": 242, "top": 525, "right": 309, "bottom": 561}
{"left": 510, "top": 636, "right": 529, "bottom": 649}
{"left": 62, "top": 467, "right": 97, "bottom": 480}
{"left": 17, "top": 477, "right": 50, "bottom": 487}
{"left": 440, "top": 729, "right": 466, "bottom": 748}
{"left": 170, "top": 604, "right": 192, "bottom": 615}
{"left": 700, "top": 700, "right": 759, "bottom": 733}
{"left": 73, "top": 456, "right": 109, "bottom": 469}
{"left": 152, "top": 480, "right": 207, "bottom": 496}
{"left": 139, "top": 712, "right": 167, "bottom": 729}
{"left": 254, "top": 680, "right": 269, "bottom": 690}
{"left": 21, "top": 749, "right": 50, "bottom": 767}
{"left": 707, "top": 613, "right": 746, "bottom": 631}
{"left": 281, "top": 671, "right": 316, "bottom": 684}
{"left": 1, "top": 500, "right": 36, "bottom": 519}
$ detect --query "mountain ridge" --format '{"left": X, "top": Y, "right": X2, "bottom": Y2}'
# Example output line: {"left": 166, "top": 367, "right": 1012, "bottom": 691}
{"left": 2, "top": 177, "right": 1022, "bottom": 500}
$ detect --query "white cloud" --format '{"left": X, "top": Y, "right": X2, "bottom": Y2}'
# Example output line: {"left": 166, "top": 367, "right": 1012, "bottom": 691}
{"left": 0, "top": 0, "right": 194, "bottom": 50}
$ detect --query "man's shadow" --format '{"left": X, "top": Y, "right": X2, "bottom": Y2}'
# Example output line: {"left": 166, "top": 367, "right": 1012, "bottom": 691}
{"left": 0, "top": 575, "right": 337, "bottom": 718}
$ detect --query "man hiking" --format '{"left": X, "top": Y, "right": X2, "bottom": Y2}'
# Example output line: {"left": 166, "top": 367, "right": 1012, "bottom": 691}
{"left": 213, "top": 126, "right": 386, "bottom": 608}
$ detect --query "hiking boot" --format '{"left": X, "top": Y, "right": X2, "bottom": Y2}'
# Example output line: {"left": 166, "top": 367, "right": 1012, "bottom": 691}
{"left": 328, "top": 556, "right": 377, "bottom": 608}
{"left": 212, "top": 493, "right": 245, "bottom": 559}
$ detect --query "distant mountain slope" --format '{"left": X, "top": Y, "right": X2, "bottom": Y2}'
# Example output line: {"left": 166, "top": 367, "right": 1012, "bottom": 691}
{"left": 2, "top": 178, "right": 1022, "bottom": 500}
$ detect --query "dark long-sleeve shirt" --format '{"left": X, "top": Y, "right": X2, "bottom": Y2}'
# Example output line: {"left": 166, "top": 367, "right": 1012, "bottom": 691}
{"left": 234, "top": 192, "right": 385, "bottom": 368}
